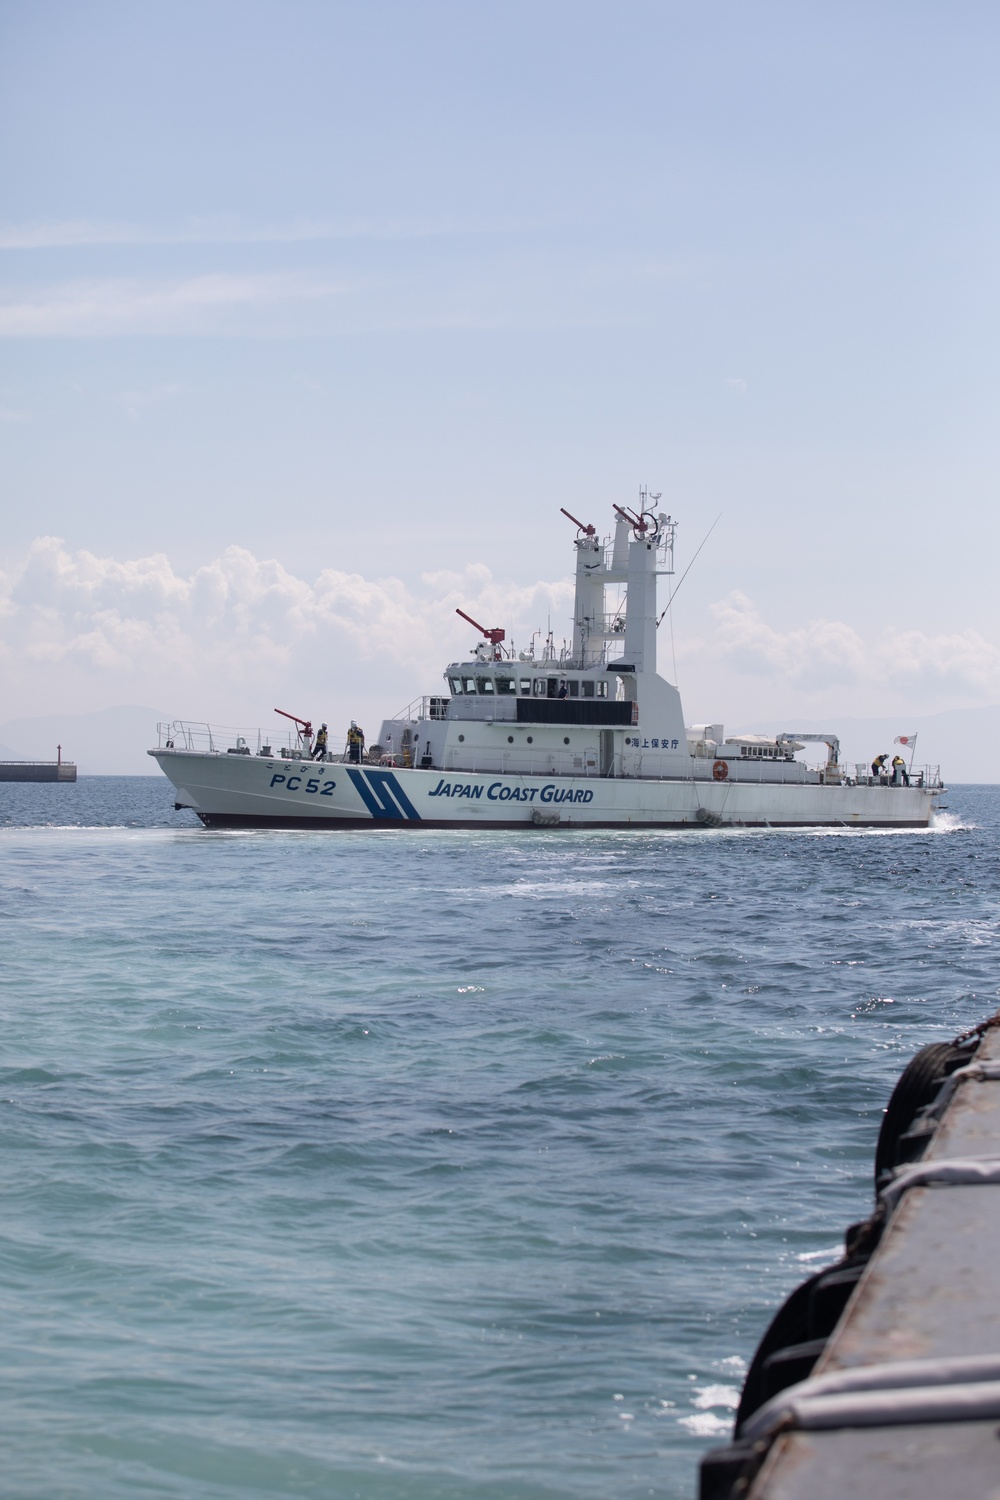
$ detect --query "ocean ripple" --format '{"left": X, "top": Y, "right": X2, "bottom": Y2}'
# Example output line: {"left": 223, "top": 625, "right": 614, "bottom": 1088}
{"left": 0, "top": 779, "right": 996, "bottom": 1497}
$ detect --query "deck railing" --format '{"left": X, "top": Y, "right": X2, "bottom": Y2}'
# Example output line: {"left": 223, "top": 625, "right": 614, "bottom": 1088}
{"left": 849, "top": 762, "right": 943, "bottom": 789}
{"left": 154, "top": 722, "right": 945, "bottom": 790}
{"left": 389, "top": 696, "right": 450, "bottom": 724}
{"left": 155, "top": 720, "right": 320, "bottom": 758}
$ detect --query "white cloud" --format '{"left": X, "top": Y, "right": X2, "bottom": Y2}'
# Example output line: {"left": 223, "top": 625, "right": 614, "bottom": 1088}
{"left": 0, "top": 272, "right": 359, "bottom": 338}
{"left": 0, "top": 538, "right": 573, "bottom": 723}
{"left": 0, "top": 248, "right": 693, "bottom": 337}
{"left": 114, "top": 384, "right": 186, "bottom": 422}
{"left": 705, "top": 590, "right": 1000, "bottom": 697}
{"left": 0, "top": 216, "right": 474, "bottom": 251}
{"left": 3, "top": 542, "right": 995, "bottom": 728}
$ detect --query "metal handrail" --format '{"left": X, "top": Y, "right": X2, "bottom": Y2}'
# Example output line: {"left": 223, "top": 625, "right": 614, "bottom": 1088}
{"left": 156, "top": 720, "right": 287, "bottom": 756}
{"left": 154, "top": 720, "right": 945, "bottom": 790}
{"left": 389, "top": 694, "right": 450, "bottom": 724}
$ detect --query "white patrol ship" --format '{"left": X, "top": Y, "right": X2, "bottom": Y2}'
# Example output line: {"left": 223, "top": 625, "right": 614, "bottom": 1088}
{"left": 149, "top": 499, "right": 943, "bottom": 829}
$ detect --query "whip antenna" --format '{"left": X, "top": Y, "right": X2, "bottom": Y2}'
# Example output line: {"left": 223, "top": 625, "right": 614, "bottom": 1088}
{"left": 656, "top": 513, "right": 722, "bottom": 627}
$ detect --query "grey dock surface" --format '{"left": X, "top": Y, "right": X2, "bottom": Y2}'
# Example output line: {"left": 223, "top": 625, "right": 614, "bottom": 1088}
{"left": 746, "top": 1024, "right": 1000, "bottom": 1498}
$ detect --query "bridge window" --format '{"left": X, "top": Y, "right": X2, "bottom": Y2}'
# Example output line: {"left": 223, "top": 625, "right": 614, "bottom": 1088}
{"left": 533, "top": 678, "right": 547, "bottom": 697}
{"left": 448, "top": 677, "right": 462, "bottom": 695}
{"left": 581, "top": 681, "right": 595, "bottom": 699}
{"left": 495, "top": 676, "right": 516, "bottom": 694}
{"left": 567, "top": 680, "right": 579, "bottom": 697}
{"left": 596, "top": 681, "right": 608, "bottom": 699}
{"left": 462, "top": 678, "right": 477, "bottom": 694}
{"left": 519, "top": 679, "right": 531, "bottom": 695}
{"left": 476, "top": 676, "right": 495, "bottom": 694}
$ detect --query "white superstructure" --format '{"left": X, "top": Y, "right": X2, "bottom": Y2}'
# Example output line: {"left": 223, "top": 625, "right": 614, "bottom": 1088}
{"left": 150, "top": 500, "right": 942, "bottom": 829}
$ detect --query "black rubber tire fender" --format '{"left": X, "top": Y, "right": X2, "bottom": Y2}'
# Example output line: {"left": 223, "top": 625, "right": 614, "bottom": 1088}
{"left": 873, "top": 1041, "right": 965, "bottom": 1185}
{"left": 735, "top": 1268, "right": 829, "bottom": 1433}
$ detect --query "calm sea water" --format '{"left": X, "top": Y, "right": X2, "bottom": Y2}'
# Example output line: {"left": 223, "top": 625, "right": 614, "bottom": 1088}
{"left": 1, "top": 778, "right": 996, "bottom": 1499}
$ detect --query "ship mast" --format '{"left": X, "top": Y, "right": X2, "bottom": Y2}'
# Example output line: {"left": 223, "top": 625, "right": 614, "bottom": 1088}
{"left": 565, "top": 491, "right": 674, "bottom": 676}
{"left": 619, "top": 488, "right": 675, "bottom": 675}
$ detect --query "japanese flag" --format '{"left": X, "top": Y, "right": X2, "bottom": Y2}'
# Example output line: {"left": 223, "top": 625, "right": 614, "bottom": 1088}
{"left": 894, "top": 735, "right": 916, "bottom": 746}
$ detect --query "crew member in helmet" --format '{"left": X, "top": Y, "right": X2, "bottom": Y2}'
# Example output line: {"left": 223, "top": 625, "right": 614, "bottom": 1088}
{"left": 346, "top": 721, "right": 365, "bottom": 763}
{"left": 871, "top": 752, "right": 888, "bottom": 780}
{"left": 313, "top": 723, "right": 329, "bottom": 760}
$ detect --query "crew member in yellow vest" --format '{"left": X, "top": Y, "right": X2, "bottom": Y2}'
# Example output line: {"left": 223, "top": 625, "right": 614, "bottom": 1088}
{"left": 346, "top": 721, "right": 365, "bottom": 763}
{"left": 891, "top": 753, "right": 909, "bottom": 787}
{"left": 312, "top": 723, "right": 328, "bottom": 760}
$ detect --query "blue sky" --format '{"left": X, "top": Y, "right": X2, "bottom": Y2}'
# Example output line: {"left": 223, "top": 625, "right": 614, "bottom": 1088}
{"left": 2, "top": 0, "right": 999, "bottom": 738}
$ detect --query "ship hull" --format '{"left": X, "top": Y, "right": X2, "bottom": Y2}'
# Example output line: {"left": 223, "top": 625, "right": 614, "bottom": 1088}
{"left": 150, "top": 751, "right": 938, "bottom": 830}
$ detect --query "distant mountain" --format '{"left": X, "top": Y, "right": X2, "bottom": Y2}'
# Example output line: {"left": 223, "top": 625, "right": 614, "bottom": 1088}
{"left": 743, "top": 705, "right": 1000, "bottom": 784}
{"left": 0, "top": 706, "right": 167, "bottom": 775}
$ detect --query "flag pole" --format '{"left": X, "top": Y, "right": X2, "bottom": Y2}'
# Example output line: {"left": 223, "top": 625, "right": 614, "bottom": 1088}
{"left": 908, "top": 735, "right": 917, "bottom": 774}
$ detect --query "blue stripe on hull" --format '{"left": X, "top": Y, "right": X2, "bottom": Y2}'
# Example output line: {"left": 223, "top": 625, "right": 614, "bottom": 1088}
{"left": 346, "top": 768, "right": 422, "bottom": 820}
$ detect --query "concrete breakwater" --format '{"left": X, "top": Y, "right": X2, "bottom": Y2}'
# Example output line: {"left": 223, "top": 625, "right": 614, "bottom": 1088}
{"left": 0, "top": 761, "right": 76, "bottom": 782}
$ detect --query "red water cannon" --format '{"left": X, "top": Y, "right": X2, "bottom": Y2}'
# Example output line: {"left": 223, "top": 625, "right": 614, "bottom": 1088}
{"left": 613, "top": 503, "right": 647, "bottom": 533}
{"left": 614, "top": 503, "right": 660, "bottom": 540}
{"left": 455, "top": 608, "right": 505, "bottom": 646}
{"left": 560, "top": 506, "right": 596, "bottom": 536}
{"left": 274, "top": 708, "right": 313, "bottom": 738}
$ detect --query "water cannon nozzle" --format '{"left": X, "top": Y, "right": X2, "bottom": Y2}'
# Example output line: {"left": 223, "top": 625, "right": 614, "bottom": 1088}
{"left": 455, "top": 608, "right": 505, "bottom": 645}
{"left": 560, "top": 506, "right": 596, "bottom": 536}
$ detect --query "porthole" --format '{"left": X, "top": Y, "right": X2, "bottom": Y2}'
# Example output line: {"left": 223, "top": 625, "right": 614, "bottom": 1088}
{"left": 526, "top": 736, "right": 533, "bottom": 744}
{"left": 458, "top": 734, "right": 465, "bottom": 742}
{"left": 507, "top": 735, "right": 514, "bottom": 743}
{"left": 563, "top": 737, "right": 570, "bottom": 745}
